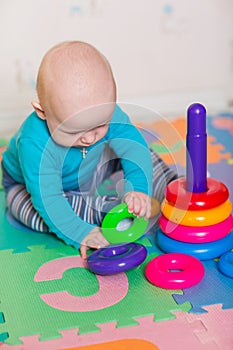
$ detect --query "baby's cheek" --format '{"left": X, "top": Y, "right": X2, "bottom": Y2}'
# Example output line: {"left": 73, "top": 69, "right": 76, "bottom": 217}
{"left": 52, "top": 133, "right": 77, "bottom": 147}
{"left": 99, "top": 128, "right": 108, "bottom": 140}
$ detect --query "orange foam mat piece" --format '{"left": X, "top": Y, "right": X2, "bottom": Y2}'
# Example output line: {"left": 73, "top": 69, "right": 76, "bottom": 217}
{"left": 62, "top": 339, "right": 159, "bottom": 350}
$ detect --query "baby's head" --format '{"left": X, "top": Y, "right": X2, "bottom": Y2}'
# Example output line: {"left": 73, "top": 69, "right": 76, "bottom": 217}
{"left": 32, "top": 41, "right": 116, "bottom": 146}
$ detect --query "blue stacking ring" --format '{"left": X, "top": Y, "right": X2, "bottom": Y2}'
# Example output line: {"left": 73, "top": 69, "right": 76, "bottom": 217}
{"left": 87, "top": 242, "right": 147, "bottom": 275}
{"left": 218, "top": 251, "right": 233, "bottom": 278}
{"left": 156, "top": 229, "right": 233, "bottom": 260}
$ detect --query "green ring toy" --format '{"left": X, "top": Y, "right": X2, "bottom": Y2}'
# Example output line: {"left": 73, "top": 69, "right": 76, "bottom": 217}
{"left": 102, "top": 203, "right": 149, "bottom": 244}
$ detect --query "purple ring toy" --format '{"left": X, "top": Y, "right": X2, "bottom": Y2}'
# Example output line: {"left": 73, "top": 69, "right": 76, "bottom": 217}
{"left": 87, "top": 242, "right": 147, "bottom": 275}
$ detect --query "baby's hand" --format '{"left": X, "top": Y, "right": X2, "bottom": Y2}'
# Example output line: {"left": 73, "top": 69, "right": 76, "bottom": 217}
{"left": 80, "top": 226, "right": 109, "bottom": 260}
{"left": 123, "top": 191, "right": 152, "bottom": 219}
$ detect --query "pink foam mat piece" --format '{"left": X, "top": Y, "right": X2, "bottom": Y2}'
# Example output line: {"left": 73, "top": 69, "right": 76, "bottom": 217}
{"left": 35, "top": 256, "right": 129, "bottom": 312}
{"left": 184, "top": 304, "right": 233, "bottom": 350}
{"left": 0, "top": 312, "right": 220, "bottom": 350}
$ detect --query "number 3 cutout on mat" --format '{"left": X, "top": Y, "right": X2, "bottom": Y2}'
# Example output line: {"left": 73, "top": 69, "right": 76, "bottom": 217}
{"left": 34, "top": 256, "right": 128, "bottom": 311}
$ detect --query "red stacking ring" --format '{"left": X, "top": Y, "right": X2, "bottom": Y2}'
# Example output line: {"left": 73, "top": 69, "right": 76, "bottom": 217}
{"left": 165, "top": 177, "right": 229, "bottom": 210}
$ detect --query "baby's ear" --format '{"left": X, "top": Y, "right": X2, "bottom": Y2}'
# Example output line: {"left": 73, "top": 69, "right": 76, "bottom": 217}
{"left": 31, "top": 101, "right": 46, "bottom": 120}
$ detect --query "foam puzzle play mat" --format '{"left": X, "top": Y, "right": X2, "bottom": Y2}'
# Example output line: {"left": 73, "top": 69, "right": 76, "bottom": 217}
{"left": 0, "top": 105, "right": 232, "bottom": 350}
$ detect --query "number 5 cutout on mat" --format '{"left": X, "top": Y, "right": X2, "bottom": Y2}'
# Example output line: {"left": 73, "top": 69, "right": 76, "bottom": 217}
{"left": 34, "top": 256, "right": 129, "bottom": 312}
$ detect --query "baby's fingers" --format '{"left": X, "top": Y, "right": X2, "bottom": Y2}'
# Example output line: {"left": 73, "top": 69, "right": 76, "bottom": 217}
{"left": 80, "top": 232, "right": 109, "bottom": 260}
{"left": 80, "top": 244, "right": 88, "bottom": 260}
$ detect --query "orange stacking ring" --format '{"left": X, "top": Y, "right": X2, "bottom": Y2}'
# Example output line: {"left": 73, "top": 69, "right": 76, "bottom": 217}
{"left": 161, "top": 199, "right": 232, "bottom": 227}
{"left": 165, "top": 177, "right": 229, "bottom": 210}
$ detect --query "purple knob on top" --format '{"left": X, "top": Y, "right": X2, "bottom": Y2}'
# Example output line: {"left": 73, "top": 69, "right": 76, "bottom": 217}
{"left": 186, "top": 103, "right": 207, "bottom": 193}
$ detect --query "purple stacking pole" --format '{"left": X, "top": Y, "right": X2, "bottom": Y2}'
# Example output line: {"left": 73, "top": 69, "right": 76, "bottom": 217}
{"left": 186, "top": 103, "right": 207, "bottom": 193}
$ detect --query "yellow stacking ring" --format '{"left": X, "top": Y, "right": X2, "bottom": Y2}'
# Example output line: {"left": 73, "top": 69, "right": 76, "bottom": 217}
{"left": 161, "top": 199, "right": 232, "bottom": 227}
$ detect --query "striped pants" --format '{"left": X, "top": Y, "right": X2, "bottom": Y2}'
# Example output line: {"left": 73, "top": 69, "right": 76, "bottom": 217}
{"left": 2, "top": 149, "right": 177, "bottom": 233}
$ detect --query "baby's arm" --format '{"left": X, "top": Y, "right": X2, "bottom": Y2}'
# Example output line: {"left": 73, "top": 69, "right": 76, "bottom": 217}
{"left": 18, "top": 138, "right": 98, "bottom": 249}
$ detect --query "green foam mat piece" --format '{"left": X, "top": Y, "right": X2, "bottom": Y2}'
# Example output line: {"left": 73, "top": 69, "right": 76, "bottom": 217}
{"left": 0, "top": 245, "right": 191, "bottom": 344}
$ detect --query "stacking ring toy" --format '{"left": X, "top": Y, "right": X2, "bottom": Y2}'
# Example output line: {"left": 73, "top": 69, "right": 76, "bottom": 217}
{"left": 161, "top": 199, "right": 232, "bottom": 226}
{"left": 87, "top": 242, "right": 147, "bottom": 275}
{"left": 102, "top": 203, "right": 148, "bottom": 243}
{"left": 156, "top": 230, "right": 233, "bottom": 260}
{"left": 218, "top": 252, "right": 233, "bottom": 279}
{"left": 159, "top": 214, "right": 233, "bottom": 243}
{"left": 145, "top": 253, "right": 205, "bottom": 289}
{"left": 165, "top": 177, "right": 229, "bottom": 210}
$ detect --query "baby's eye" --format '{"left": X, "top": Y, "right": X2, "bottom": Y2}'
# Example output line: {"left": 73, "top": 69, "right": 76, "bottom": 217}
{"left": 66, "top": 131, "right": 79, "bottom": 135}
{"left": 61, "top": 129, "right": 82, "bottom": 136}
{"left": 97, "top": 123, "right": 108, "bottom": 130}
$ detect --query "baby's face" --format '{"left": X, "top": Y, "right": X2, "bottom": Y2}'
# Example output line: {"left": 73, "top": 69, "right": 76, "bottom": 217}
{"left": 46, "top": 102, "right": 115, "bottom": 147}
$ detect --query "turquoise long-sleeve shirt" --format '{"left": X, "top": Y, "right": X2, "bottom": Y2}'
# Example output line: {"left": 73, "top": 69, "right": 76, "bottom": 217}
{"left": 2, "top": 105, "right": 152, "bottom": 247}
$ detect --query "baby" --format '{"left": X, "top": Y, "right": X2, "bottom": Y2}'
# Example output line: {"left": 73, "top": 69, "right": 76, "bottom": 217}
{"left": 1, "top": 41, "right": 177, "bottom": 259}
